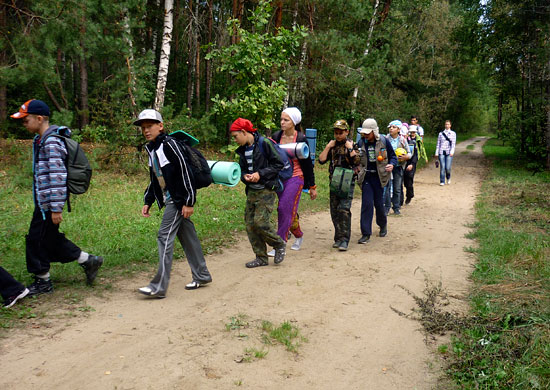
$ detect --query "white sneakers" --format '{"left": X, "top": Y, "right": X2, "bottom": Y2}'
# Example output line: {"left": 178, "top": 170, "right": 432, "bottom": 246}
{"left": 291, "top": 236, "right": 303, "bottom": 251}
{"left": 440, "top": 183, "right": 445, "bottom": 186}
{"left": 268, "top": 236, "right": 304, "bottom": 255}
{"left": 447, "top": 179, "right": 451, "bottom": 185}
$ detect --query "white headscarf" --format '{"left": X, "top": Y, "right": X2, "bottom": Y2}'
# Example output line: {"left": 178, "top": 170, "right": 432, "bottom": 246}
{"left": 282, "top": 107, "right": 302, "bottom": 126}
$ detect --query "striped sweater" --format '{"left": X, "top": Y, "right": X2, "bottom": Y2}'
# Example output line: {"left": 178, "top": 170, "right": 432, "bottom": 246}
{"left": 33, "top": 126, "right": 68, "bottom": 213}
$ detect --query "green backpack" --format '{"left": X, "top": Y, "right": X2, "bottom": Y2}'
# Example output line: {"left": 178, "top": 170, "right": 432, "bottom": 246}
{"left": 330, "top": 166, "right": 354, "bottom": 198}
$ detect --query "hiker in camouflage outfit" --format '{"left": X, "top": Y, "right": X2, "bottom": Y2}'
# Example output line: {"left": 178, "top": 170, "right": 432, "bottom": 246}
{"left": 231, "top": 118, "right": 286, "bottom": 268}
{"left": 318, "top": 120, "right": 361, "bottom": 251}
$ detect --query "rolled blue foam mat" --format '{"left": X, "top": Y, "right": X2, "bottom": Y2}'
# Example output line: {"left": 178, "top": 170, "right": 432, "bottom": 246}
{"left": 207, "top": 160, "right": 241, "bottom": 187}
{"left": 279, "top": 142, "right": 309, "bottom": 159}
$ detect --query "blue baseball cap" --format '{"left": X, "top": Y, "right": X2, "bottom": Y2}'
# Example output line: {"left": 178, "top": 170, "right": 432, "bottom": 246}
{"left": 11, "top": 99, "right": 50, "bottom": 119}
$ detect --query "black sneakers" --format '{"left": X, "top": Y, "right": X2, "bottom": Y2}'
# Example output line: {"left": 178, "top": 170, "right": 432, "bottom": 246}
{"left": 357, "top": 235, "right": 370, "bottom": 244}
{"left": 80, "top": 255, "right": 104, "bottom": 285}
{"left": 185, "top": 279, "right": 212, "bottom": 290}
{"left": 246, "top": 258, "right": 268, "bottom": 268}
{"left": 3, "top": 288, "right": 30, "bottom": 308}
{"left": 273, "top": 246, "right": 286, "bottom": 264}
{"left": 379, "top": 225, "right": 388, "bottom": 237}
{"left": 332, "top": 241, "right": 341, "bottom": 248}
{"left": 27, "top": 277, "right": 54, "bottom": 297}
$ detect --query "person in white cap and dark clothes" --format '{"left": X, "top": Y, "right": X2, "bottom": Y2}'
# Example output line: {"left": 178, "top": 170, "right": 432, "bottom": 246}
{"left": 135, "top": 109, "right": 212, "bottom": 298}
{"left": 403, "top": 125, "right": 420, "bottom": 204}
{"left": 384, "top": 120, "right": 411, "bottom": 215}
{"left": 10, "top": 99, "right": 104, "bottom": 297}
{"left": 356, "top": 119, "right": 397, "bottom": 244}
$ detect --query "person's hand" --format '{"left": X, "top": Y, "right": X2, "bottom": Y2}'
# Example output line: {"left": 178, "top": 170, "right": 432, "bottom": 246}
{"left": 385, "top": 164, "right": 393, "bottom": 172}
{"left": 327, "top": 140, "right": 336, "bottom": 149}
{"left": 345, "top": 140, "right": 353, "bottom": 149}
{"left": 309, "top": 188, "right": 318, "bottom": 200}
{"left": 406, "top": 165, "right": 413, "bottom": 171}
{"left": 181, "top": 206, "right": 194, "bottom": 218}
{"left": 244, "top": 172, "right": 260, "bottom": 183}
{"left": 142, "top": 205, "right": 151, "bottom": 217}
{"left": 450, "top": 154, "right": 454, "bottom": 157}
{"left": 51, "top": 212, "right": 63, "bottom": 225}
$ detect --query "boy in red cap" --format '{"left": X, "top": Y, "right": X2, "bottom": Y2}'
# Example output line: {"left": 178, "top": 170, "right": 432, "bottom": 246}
{"left": 230, "top": 118, "right": 286, "bottom": 268}
{"left": 10, "top": 99, "right": 104, "bottom": 296}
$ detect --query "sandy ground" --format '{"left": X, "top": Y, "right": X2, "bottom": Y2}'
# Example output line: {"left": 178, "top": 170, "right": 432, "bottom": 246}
{"left": 0, "top": 137, "right": 487, "bottom": 390}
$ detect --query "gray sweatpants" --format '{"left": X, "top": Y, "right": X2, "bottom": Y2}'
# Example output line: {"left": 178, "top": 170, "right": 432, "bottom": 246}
{"left": 148, "top": 201, "right": 211, "bottom": 295}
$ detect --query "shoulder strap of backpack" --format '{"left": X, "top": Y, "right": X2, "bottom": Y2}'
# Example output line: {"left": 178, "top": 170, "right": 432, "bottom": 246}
{"left": 441, "top": 131, "right": 452, "bottom": 145}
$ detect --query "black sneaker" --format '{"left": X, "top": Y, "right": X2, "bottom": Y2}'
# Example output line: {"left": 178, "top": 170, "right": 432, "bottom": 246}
{"left": 405, "top": 197, "right": 412, "bottom": 205}
{"left": 332, "top": 241, "right": 342, "bottom": 248}
{"left": 80, "top": 255, "right": 104, "bottom": 285}
{"left": 246, "top": 258, "right": 268, "bottom": 268}
{"left": 393, "top": 209, "right": 401, "bottom": 215}
{"left": 338, "top": 241, "right": 349, "bottom": 251}
{"left": 379, "top": 225, "right": 387, "bottom": 237}
{"left": 273, "top": 246, "right": 286, "bottom": 264}
{"left": 3, "top": 288, "right": 30, "bottom": 308}
{"left": 357, "top": 235, "right": 370, "bottom": 244}
{"left": 185, "top": 279, "right": 212, "bottom": 290}
{"left": 27, "top": 277, "right": 54, "bottom": 297}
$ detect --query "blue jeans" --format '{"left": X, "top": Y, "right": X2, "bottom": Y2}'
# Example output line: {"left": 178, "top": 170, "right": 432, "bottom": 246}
{"left": 384, "top": 166, "right": 403, "bottom": 213}
{"left": 439, "top": 154, "right": 453, "bottom": 183}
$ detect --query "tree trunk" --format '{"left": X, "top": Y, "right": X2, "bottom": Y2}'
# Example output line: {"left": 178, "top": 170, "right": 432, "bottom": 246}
{"left": 123, "top": 9, "right": 138, "bottom": 116}
{"left": 546, "top": 58, "right": 550, "bottom": 169}
{"left": 43, "top": 83, "right": 64, "bottom": 112}
{"left": 0, "top": 3, "right": 7, "bottom": 124}
{"left": 56, "top": 49, "right": 69, "bottom": 109}
{"left": 350, "top": 0, "right": 380, "bottom": 130}
{"left": 274, "top": 0, "right": 283, "bottom": 31}
{"left": 79, "top": 55, "right": 89, "bottom": 127}
{"left": 205, "top": 0, "right": 213, "bottom": 112}
{"left": 497, "top": 92, "right": 502, "bottom": 140}
{"left": 154, "top": 0, "right": 174, "bottom": 111}
{"left": 72, "top": 60, "right": 80, "bottom": 129}
{"left": 194, "top": 0, "right": 200, "bottom": 114}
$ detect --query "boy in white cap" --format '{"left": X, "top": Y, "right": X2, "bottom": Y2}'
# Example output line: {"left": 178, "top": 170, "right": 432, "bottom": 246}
{"left": 384, "top": 120, "right": 411, "bottom": 215}
{"left": 135, "top": 109, "right": 212, "bottom": 298}
{"left": 356, "top": 119, "right": 397, "bottom": 243}
{"left": 10, "top": 99, "right": 104, "bottom": 297}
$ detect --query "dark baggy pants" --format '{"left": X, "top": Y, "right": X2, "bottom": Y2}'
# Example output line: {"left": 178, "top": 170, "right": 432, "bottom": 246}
{"left": 26, "top": 207, "right": 82, "bottom": 275}
{"left": 245, "top": 188, "right": 285, "bottom": 262}
{"left": 0, "top": 266, "right": 25, "bottom": 301}
{"left": 329, "top": 182, "right": 355, "bottom": 243}
{"left": 403, "top": 164, "right": 417, "bottom": 202}
{"left": 360, "top": 173, "right": 387, "bottom": 236}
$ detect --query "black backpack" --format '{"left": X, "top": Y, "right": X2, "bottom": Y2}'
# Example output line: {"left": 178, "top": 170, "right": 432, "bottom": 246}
{"left": 46, "top": 126, "right": 92, "bottom": 211}
{"left": 168, "top": 131, "right": 213, "bottom": 189}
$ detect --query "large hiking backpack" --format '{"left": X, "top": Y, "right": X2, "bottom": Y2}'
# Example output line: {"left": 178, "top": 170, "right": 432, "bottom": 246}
{"left": 168, "top": 131, "right": 213, "bottom": 189}
{"left": 258, "top": 136, "right": 293, "bottom": 183}
{"left": 46, "top": 126, "right": 92, "bottom": 212}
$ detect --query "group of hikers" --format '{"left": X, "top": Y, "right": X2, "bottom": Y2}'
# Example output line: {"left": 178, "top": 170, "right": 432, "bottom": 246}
{"left": 1, "top": 99, "right": 456, "bottom": 306}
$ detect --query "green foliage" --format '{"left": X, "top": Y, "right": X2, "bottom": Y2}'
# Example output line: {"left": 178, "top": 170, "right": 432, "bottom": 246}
{"left": 444, "top": 140, "right": 550, "bottom": 389}
{"left": 206, "top": 0, "right": 307, "bottom": 131}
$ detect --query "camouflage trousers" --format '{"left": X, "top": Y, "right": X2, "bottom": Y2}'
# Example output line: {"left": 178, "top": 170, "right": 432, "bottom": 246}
{"left": 329, "top": 183, "right": 355, "bottom": 243}
{"left": 245, "top": 188, "right": 285, "bottom": 261}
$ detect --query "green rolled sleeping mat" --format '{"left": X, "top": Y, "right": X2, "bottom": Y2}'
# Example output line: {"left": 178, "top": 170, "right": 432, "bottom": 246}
{"left": 207, "top": 160, "right": 242, "bottom": 187}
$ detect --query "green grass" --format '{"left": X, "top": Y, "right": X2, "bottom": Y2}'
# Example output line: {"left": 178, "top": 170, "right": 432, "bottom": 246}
{"left": 261, "top": 320, "right": 307, "bottom": 353}
{"left": 441, "top": 138, "right": 550, "bottom": 389}
{"left": 0, "top": 140, "right": 330, "bottom": 330}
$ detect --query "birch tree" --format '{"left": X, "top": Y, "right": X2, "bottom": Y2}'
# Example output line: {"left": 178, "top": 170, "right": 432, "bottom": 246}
{"left": 154, "top": 0, "right": 174, "bottom": 111}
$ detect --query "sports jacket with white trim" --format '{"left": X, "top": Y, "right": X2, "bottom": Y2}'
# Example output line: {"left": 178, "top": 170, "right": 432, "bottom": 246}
{"left": 144, "top": 133, "right": 196, "bottom": 210}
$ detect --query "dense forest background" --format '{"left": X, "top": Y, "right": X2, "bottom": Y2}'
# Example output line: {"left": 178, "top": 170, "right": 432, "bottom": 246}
{"left": 1, "top": 0, "right": 549, "bottom": 167}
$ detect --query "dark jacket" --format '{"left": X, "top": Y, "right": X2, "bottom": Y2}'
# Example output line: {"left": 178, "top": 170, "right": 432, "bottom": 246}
{"left": 271, "top": 130, "right": 316, "bottom": 190}
{"left": 405, "top": 137, "right": 419, "bottom": 168}
{"left": 235, "top": 132, "right": 284, "bottom": 191}
{"left": 144, "top": 133, "right": 196, "bottom": 210}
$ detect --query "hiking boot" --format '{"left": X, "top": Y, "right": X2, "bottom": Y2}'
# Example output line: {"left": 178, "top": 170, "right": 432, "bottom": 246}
{"left": 138, "top": 286, "right": 165, "bottom": 298}
{"left": 246, "top": 258, "right": 268, "bottom": 268}
{"left": 405, "top": 197, "right": 412, "bottom": 205}
{"left": 332, "top": 241, "right": 342, "bottom": 248}
{"left": 274, "top": 246, "right": 286, "bottom": 264}
{"left": 379, "top": 225, "right": 387, "bottom": 237}
{"left": 291, "top": 236, "right": 303, "bottom": 251}
{"left": 80, "top": 255, "right": 104, "bottom": 285}
{"left": 338, "top": 241, "right": 349, "bottom": 251}
{"left": 3, "top": 288, "right": 30, "bottom": 308}
{"left": 357, "top": 235, "right": 370, "bottom": 244}
{"left": 27, "top": 277, "right": 54, "bottom": 297}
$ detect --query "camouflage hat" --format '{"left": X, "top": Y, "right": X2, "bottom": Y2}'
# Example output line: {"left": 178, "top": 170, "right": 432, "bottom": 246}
{"left": 333, "top": 119, "right": 349, "bottom": 131}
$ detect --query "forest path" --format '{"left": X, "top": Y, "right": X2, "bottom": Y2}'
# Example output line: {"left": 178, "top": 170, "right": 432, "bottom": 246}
{"left": 0, "top": 137, "right": 487, "bottom": 390}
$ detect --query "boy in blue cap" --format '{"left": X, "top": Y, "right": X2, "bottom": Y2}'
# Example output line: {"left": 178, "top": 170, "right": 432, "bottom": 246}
{"left": 11, "top": 99, "right": 104, "bottom": 296}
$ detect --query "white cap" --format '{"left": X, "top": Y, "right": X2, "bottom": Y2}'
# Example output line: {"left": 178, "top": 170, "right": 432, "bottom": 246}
{"left": 408, "top": 125, "right": 418, "bottom": 132}
{"left": 133, "top": 109, "right": 163, "bottom": 126}
{"left": 360, "top": 118, "right": 378, "bottom": 134}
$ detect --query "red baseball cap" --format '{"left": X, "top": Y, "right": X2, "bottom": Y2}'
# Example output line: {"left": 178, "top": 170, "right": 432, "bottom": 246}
{"left": 11, "top": 99, "right": 51, "bottom": 119}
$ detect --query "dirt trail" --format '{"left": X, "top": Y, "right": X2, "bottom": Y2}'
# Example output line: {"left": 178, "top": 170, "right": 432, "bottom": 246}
{"left": 0, "top": 138, "right": 487, "bottom": 390}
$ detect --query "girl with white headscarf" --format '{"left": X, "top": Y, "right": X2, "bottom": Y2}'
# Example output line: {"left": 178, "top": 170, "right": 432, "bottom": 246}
{"left": 268, "top": 107, "right": 317, "bottom": 253}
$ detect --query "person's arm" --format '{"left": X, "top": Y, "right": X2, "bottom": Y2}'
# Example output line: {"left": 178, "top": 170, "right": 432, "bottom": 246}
{"left": 450, "top": 131, "right": 457, "bottom": 156}
{"left": 318, "top": 140, "right": 336, "bottom": 164}
{"left": 44, "top": 137, "right": 68, "bottom": 224}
